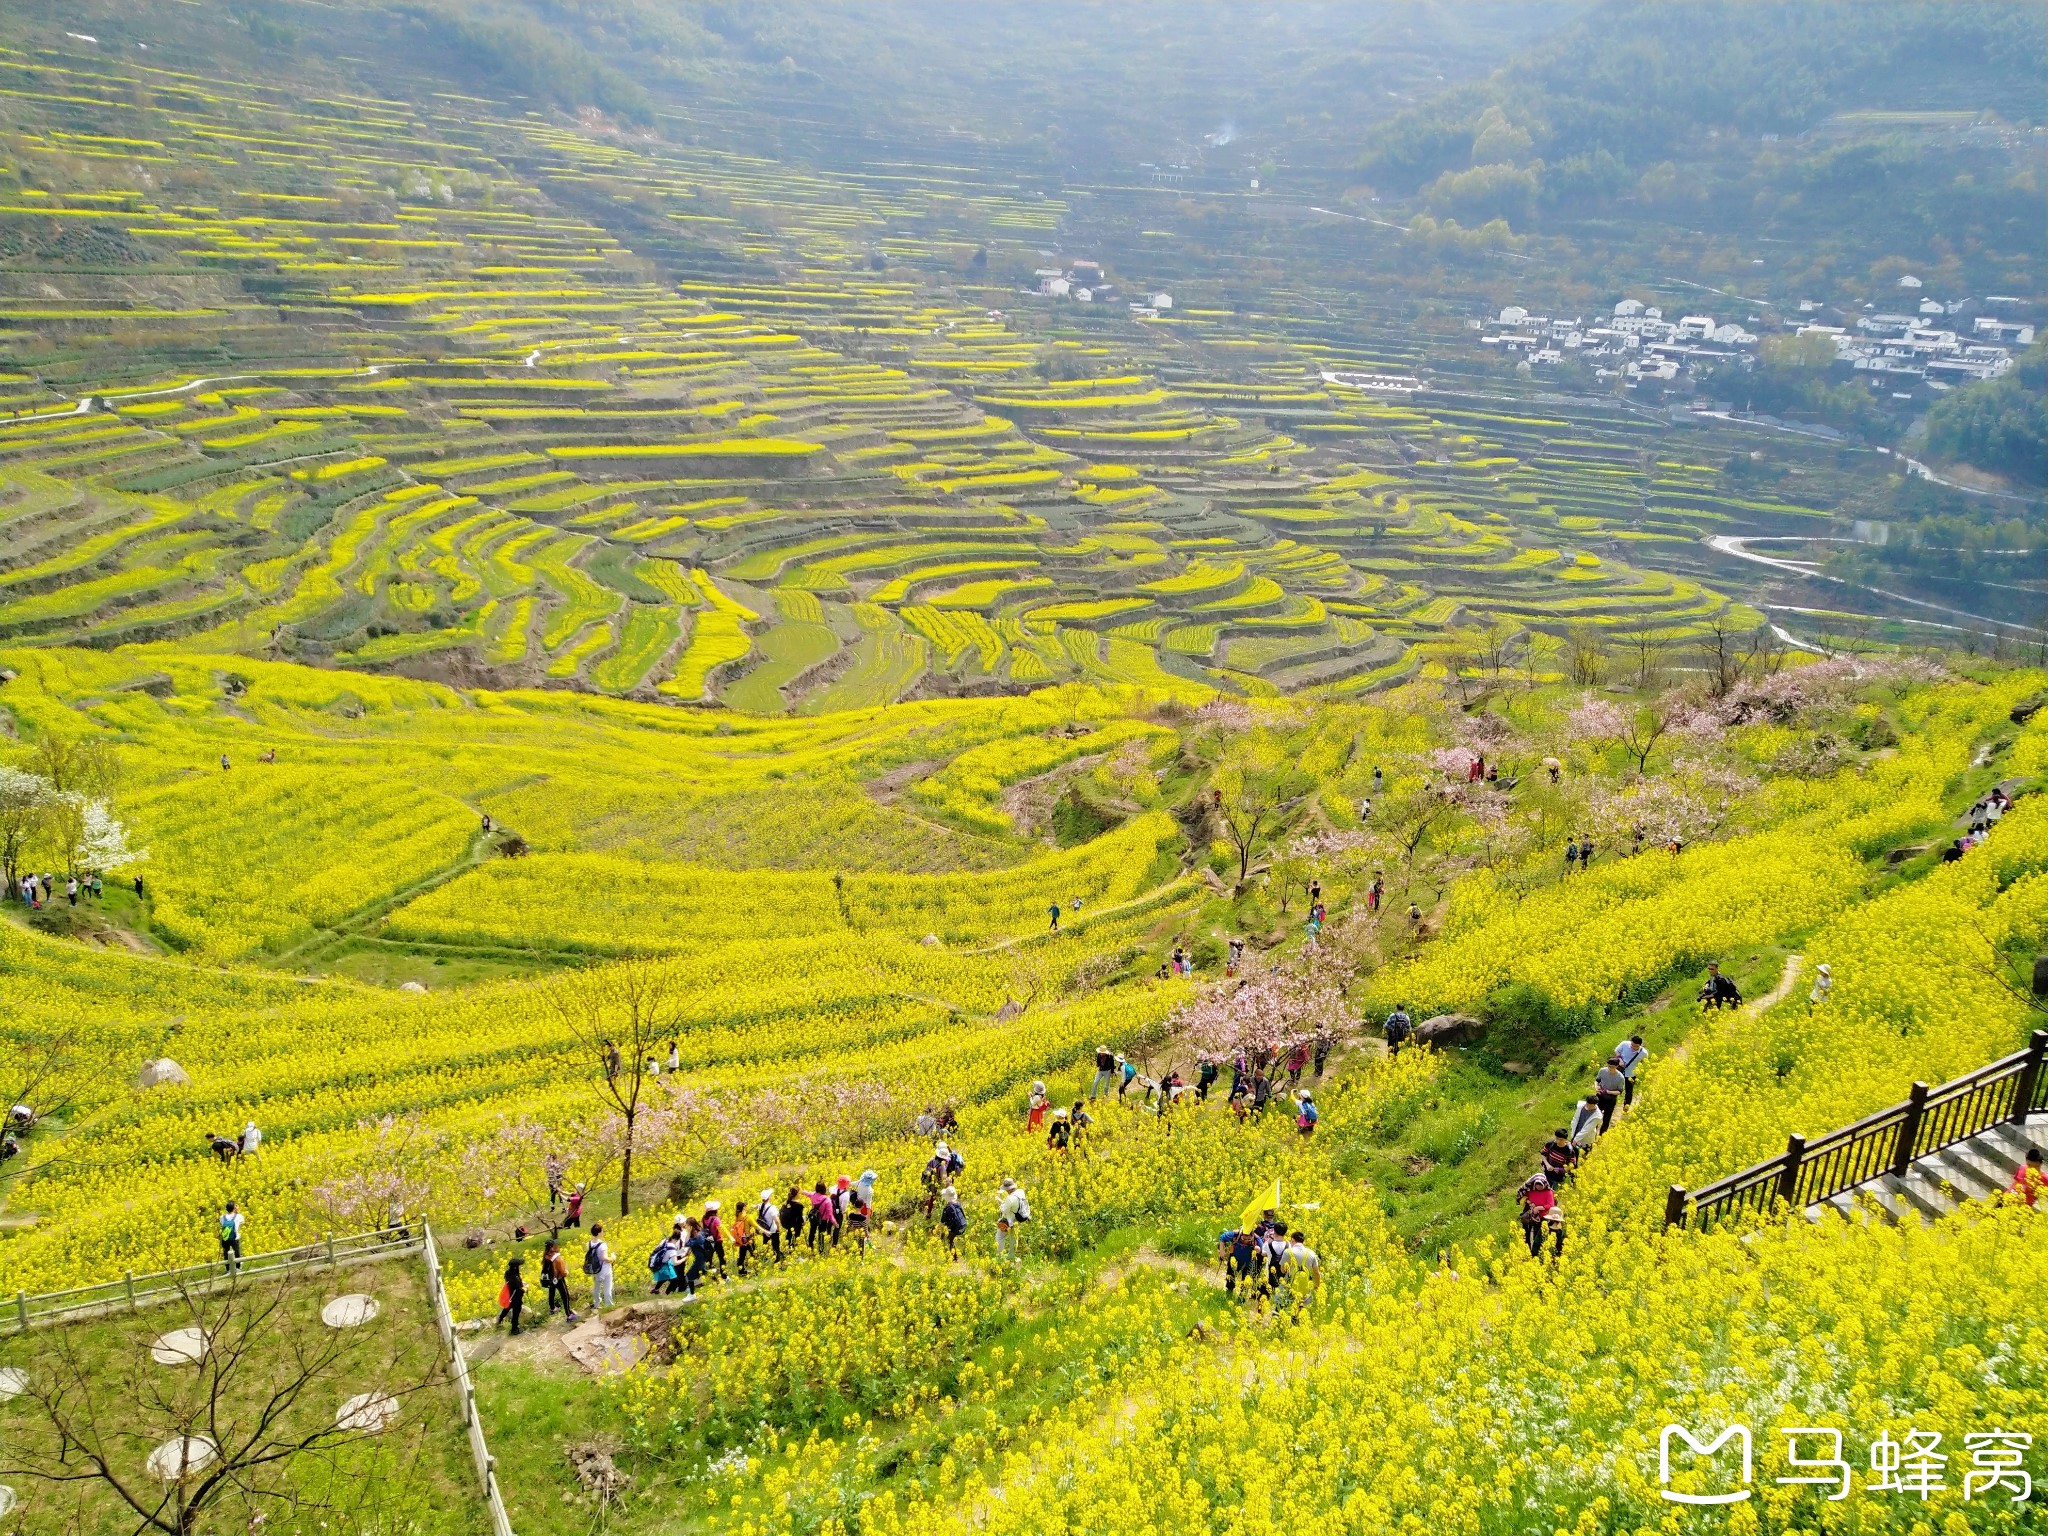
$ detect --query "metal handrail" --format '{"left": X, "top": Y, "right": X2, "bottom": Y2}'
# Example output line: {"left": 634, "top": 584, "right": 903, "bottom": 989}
{"left": 9, "top": 1227, "right": 421, "bottom": 1333}
{"left": 6, "top": 1223, "right": 514, "bottom": 1533}
{"left": 1667, "top": 1029, "right": 2048, "bottom": 1229}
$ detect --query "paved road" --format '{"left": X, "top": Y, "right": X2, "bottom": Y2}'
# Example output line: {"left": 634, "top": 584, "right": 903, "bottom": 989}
{"left": 1704, "top": 534, "right": 2044, "bottom": 639}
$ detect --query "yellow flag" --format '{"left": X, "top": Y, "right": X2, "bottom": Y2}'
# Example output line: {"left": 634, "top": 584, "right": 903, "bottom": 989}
{"left": 1240, "top": 1178, "right": 1282, "bottom": 1233}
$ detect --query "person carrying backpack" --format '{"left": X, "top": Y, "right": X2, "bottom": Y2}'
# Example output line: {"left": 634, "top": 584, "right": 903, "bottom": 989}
{"left": 757, "top": 1188, "right": 783, "bottom": 1262}
{"left": 1222, "top": 1226, "right": 1260, "bottom": 1297}
{"left": 1384, "top": 1005, "right": 1413, "bottom": 1057}
{"left": 808, "top": 1181, "right": 837, "bottom": 1252}
{"left": 1196, "top": 1057, "right": 1219, "bottom": 1102}
{"left": 1119, "top": 1055, "right": 1138, "bottom": 1101}
{"left": 583, "top": 1225, "right": 613, "bottom": 1310}
{"left": 1047, "top": 1108, "right": 1071, "bottom": 1152}
{"left": 940, "top": 1185, "right": 968, "bottom": 1254}
{"left": 647, "top": 1232, "right": 678, "bottom": 1294}
{"left": 1295, "top": 1091, "right": 1319, "bottom": 1137}
{"left": 217, "top": 1202, "right": 245, "bottom": 1274}
{"left": 541, "top": 1239, "right": 577, "bottom": 1322}
{"left": 996, "top": 1178, "right": 1029, "bottom": 1259}
{"left": 1698, "top": 962, "right": 1741, "bottom": 1010}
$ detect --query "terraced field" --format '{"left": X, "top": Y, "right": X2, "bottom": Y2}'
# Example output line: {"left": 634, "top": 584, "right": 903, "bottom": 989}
{"left": 0, "top": 22, "right": 1886, "bottom": 713}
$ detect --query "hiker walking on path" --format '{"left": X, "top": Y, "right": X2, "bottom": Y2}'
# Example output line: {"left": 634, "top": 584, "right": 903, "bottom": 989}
{"left": 681, "top": 1218, "right": 716, "bottom": 1295}
{"left": 807, "top": 1181, "right": 836, "bottom": 1252}
{"left": 1564, "top": 837, "right": 1579, "bottom": 875}
{"left": 701, "top": 1201, "right": 728, "bottom": 1277}
{"left": 584, "top": 1225, "right": 613, "bottom": 1309}
{"left": 756, "top": 1188, "right": 782, "bottom": 1262}
{"left": 564, "top": 1185, "right": 585, "bottom": 1229}
{"left": 648, "top": 1229, "right": 679, "bottom": 1294}
{"left": 1808, "top": 964, "right": 1832, "bottom": 1010}
{"left": 1221, "top": 1225, "right": 1260, "bottom": 1296}
{"left": 922, "top": 1143, "right": 959, "bottom": 1218}
{"left": 940, "top": 1185, "right": 967, "bottom": 1254}
{"left": 217, "top": 1202, "right": 245, "bottom": 1274}
{"left": 1384, "top": 1005, "right": 1413, "bottom": 1057}
{"left": 1294, "top": 1090, "right": 1318, "bottom": 1137}
{"left": 1119, "top": 1054, "right": 1139, "bottom": 1101}
{"left": 1516, "top": 1174, "right": 1557, "bottom": 1257}
{"left": 1540, "top": 1129, "right": 1580, "bottom": 1187}
{"left": 1091, "top": 1045, "right": 1116, "bottom": 1098}
{"left": 498, "top": 1252, "right": 525, "bottom": 1335}
{"left": 1568, "top": 1094, "right": 1602, "bottom": 1154}
{"left": 1048, "top": 1108, "right": 1071, "bottom": 1151}
{"left": 2011, "top": 1148, "right": 2047, "bottom": 1207}
{"left": 541, "top": 1239, "right": 577, "bottom": 1322}
{"left": 1313, "top": 1029, "right": 1334, "bottom": 1079}
{"left": 1594, "top": 1056, "right": 1628, "bottom": 1132}
{"left": 1048, "top": 901, "right": 1061, "bottom": 932}
{"left": 844, "top": 1181, "right": 871, "bottom": 1257}
{"left": 1614, "top": 1034, "right": 1648, "bottom": 1107}
{"left": 995, "top": 1177, "right": 1029, "bottom": 1259}
{"left": 781, "top": 1186, "right": 808, "bottom": 1251}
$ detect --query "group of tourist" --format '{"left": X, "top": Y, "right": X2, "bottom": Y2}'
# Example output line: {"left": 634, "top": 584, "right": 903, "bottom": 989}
{"left": 1215, "top": 1209, "right": 1321, "bottom": 1309}
{"left": 15, "top": 871, "right": 103, "bottom": 909}
{"left": 1943, "top": 785, "right": 2016, "bottom": 861}
{"left": 1520, "top": 1031, "right": 1650, "bottom": 1257}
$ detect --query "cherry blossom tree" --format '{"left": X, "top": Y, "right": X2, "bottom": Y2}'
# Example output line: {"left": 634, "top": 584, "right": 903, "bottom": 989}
{"left": 1170, "top": 960, "right": 1350, "bottom": 1071}
{"left": 313, "top": 1114, "right": 443, "bottom": 1232}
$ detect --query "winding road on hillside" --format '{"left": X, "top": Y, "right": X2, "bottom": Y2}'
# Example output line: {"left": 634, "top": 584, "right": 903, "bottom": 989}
{"left": 1704, "top": 534, "right": 2045, "bottom": 639}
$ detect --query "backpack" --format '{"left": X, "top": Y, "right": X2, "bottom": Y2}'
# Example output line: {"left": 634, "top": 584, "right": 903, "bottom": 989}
{"left": 941, "top": 1202, "right": 967, "bottom": 1235}
{"left": 1012, "top": 1193, "right": 1031, "bottom": 1223}
{"left": 218, "top": 1214, "right": 237, "bottom": 1242}
{"left": 583, "top": 1240, "right": 603, "bottom": 1276}
{"left": 647, "top": 1241, "right": 668, "bottom": 1272}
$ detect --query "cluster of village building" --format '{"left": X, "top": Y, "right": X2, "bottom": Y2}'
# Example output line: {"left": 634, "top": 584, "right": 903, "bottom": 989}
{"left": 1477, "top": 276, "right": 2037, "bottom": 402}
{"left": 1029, "top": 258, "right": 1174, "bottom": 317}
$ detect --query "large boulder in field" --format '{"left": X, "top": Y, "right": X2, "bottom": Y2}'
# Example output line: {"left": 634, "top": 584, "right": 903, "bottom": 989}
{"left": 137, "top": 1058, "right": 190, "bottom": 1089}
{"left": 1414, "top": 1013, "right": 1480, "bottom": 1047}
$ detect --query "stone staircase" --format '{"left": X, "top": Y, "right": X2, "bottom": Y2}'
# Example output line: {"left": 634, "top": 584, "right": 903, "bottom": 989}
{"left": 1809, "top": 1112, "right": 2048, "bottom": 1225}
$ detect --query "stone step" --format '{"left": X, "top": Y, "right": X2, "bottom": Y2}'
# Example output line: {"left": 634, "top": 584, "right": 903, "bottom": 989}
{"left": 1806, "top": 1113, "right": 2047, "bottom": 1227}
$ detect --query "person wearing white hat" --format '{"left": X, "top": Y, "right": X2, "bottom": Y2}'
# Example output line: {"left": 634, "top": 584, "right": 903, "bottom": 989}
{"left": 756, "top": 1187, "right": 784, "bottom": 1262}
{"left": 1809, "top": 962, "right": 1832, "bottom": 1010}
{"left": 996, "top": 1177, "right": 1029, "bottom": 1258}
{"left": 939, "top": 1184, "right": 967, "bottom": 1253}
